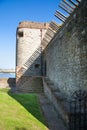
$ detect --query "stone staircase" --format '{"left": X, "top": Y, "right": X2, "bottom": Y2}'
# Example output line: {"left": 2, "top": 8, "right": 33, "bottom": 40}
{"left": 16, "top": 46, "right": 42, "bottom": 77}
{"left": 38, "top": 93, "right": 67, "bottom": 130}
{"left": 16, "top": 76, "right": 43, "bottom": 93}
{"left": 16, "top": 45, "right": 43, "bottom": 93}
{"left": 23, "top": 46, "right": 41, "bottom": 70}
{"left": 43, "top": 77, "right": 70, "bottom": 128}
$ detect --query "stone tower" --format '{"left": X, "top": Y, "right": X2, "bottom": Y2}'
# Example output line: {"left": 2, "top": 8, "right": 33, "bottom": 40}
{"left": 16, "top": 21, "right": 49, "bottom": 92}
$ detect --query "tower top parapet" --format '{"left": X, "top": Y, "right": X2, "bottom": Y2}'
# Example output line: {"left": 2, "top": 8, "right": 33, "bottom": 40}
{"left": 18, "top": 21, "right": 49, "bottom": 29}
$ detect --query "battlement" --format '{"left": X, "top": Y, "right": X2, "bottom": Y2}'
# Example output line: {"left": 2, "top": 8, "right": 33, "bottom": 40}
{"left": 18, "top": 21, "right": 49, "bottom": 29}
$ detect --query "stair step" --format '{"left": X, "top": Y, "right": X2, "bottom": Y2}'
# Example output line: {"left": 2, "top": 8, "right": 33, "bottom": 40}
{"left": 52, "top": 92, "right": 70, "bottom": 126}
{"left": 53, "top": 91, "right": 66, "bottom": 101}
{"left": 50, "top": 85, "right": 60, "bottom": 92}
{"left": 38, "top": 94, "right": 67, "bottom": 130}
{"left": 43, "top": 77, "right": 70, "bottom": 127}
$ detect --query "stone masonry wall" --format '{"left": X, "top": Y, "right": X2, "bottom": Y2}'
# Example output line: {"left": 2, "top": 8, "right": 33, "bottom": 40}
{"left": 43, "top": 0, "right": 87, "bottom": 97}
{"left": 16, "top": 22, "right": 49, "bottom": 92}
{"left": 16, "top": 28, "right": 46, "bottom": 67}
{"left": 16, "top": 22, "right": 49, "bottom": 77}
{"left": 16, "top": 76, "right": 43, "bottom": 93}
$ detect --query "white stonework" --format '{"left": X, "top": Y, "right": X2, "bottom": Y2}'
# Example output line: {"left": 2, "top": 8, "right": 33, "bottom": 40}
{"left": 16, "top": 28, "right": 47, "bottom": 66}
{"left": 16, "top": 21, "right": 49, "bottom": 78}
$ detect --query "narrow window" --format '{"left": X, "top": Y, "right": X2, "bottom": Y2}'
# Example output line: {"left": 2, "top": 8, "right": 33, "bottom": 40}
{"left": 35, "top": 64, "right": 40, "bottom": 69}
{"left": 18, "top": 31, "right": 23, "bottom": 37}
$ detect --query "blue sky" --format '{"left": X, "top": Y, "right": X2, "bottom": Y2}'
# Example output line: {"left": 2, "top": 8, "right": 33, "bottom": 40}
{"left": 0, "top": 0, "right": 69, "bottom": 69}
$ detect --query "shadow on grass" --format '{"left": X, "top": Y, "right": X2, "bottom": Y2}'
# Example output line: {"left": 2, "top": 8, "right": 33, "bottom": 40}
{"left": 7, "top": 89, "right": 46, "bottom": 127}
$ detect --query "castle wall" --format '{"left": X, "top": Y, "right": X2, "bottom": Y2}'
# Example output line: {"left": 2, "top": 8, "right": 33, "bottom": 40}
{"left": 17, "top": 28, "right": 40, "bottom": 66}
{"left": 16, "top": 28, "right": 46, "bottom": 67}
{"left": 16, "top": 22, "right": 49, "bottom": 92}
{"left": 16, "top": 76, "right": 43, "bottom": 93}
{"left": 43, "top": 0, "right": 87, "bottom": 96}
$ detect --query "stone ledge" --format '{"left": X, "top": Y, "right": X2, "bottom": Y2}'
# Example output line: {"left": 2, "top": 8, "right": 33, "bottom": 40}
{"left": 18, "top": 21, "right": 49, "bottom": 29}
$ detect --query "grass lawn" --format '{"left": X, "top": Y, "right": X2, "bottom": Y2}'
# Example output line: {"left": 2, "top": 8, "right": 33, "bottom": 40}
{"left": 0, "top": 89, "right": 48, "bottom": 130}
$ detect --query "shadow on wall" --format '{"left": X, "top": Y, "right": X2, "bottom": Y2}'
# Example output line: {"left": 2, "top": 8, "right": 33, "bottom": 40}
{"left": 17, "top": 45, "right": 43, "bottom": 77}
{"left": 7, "top": 78, "right": 16, "bottom": 91}
{"left": 16, "top": 46, "right": 46, "bottom": 92}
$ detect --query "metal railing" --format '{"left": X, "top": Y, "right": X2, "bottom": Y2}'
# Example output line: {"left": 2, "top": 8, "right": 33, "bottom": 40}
{"left": 69, "top": 90, "right": 87, "bottom": 130}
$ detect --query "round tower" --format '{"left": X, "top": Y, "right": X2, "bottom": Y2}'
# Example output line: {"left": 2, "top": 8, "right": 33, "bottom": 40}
{"left": 16, "top": 21, "right": 49, "bottom": 79}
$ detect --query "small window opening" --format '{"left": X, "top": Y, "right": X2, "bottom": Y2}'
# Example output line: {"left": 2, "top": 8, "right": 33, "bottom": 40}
{"left": 35, "top": 64, "right": 40, "bottom": 69}
{"left": 18, "top": 31, "right": 23, "bottom": 37}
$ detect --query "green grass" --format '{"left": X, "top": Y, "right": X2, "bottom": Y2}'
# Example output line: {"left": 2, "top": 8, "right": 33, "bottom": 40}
{"left": 0, "top": 88, "right": 48, "bottom": 130}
